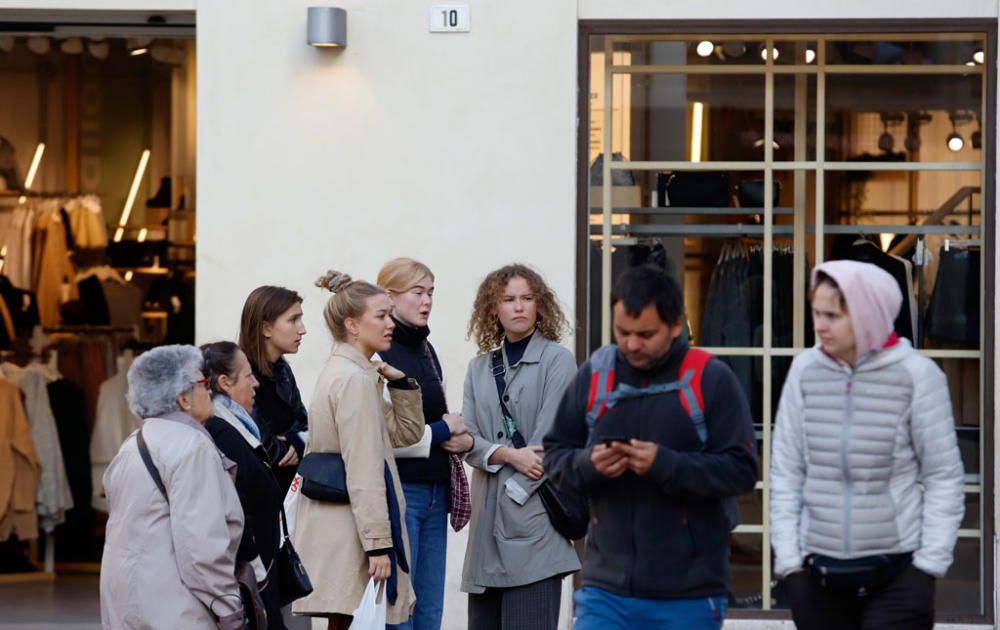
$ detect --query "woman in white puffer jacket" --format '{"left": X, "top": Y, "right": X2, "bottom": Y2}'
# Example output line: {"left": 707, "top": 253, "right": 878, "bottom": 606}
{"left": 770, "top": 260, "right": 964, "bottom": 630}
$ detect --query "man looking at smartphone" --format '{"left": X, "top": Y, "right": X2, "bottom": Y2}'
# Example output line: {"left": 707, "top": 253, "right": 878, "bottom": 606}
{"left": 544, "top": 265, "right": 758, "bottom": 629}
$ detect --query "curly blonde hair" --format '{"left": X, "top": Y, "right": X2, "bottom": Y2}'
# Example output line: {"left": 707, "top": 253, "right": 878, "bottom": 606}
{"left": 467, "top": 264, "right": 567, "bottom": 354}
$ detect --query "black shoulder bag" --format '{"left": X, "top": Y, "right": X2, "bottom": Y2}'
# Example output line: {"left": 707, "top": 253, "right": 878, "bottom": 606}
{"left": 490, "top": 350, "right": 590, "bottom": 541}
{"left": 136, "top": 429, "right": 267, "bottom": 630}
{"left": 273, "top": 505, "right": 314, "bottom": 606}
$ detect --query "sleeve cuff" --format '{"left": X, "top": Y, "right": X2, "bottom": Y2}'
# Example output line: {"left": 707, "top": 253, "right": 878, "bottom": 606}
{"left": 504, "top": 478, "right": 530, "bottom": 505}
{"left": 430, "top": 419, "right": 452, "bottom": 446}
{"left": 649, "top": 444, "right": 678, "bottom": 485}
{"left": 388, "top": 377, "right": 419, "bottom": 390}
{"left": 366, "top": 548, "right": 391, "bottom": 557}
{"left": 574, "top": 448, "right": 602, "bottom": 486}
{"left": 483, "top": 444, "right": 503, "bottom": 473}
{"left": 284, "top": 431, "right": 305, "bottom": 457}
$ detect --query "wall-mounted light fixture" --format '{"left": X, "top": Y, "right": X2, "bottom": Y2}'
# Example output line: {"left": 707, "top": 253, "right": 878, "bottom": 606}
{"left": 308, "top": 7, "right": 347, "bottom": 48}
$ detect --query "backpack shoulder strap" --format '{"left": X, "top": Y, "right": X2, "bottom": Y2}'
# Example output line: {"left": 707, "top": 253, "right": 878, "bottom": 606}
{"left": 678, "top": 348, "right": 714, "bottom": 448}
{"left": 584, "top": 344, "right": 618, "bottom": 446}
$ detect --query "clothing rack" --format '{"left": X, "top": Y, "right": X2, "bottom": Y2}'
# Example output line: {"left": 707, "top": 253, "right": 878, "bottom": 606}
{"left": 589, "top": 206, "right": 796, "bottom": 216}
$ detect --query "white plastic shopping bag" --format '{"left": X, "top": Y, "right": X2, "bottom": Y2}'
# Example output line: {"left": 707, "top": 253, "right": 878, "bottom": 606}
{"left": 348, "top": 578, "right": 386, "bottom": 630}
{"left": 281, "top": 473, "right": 303, "bottom": 544}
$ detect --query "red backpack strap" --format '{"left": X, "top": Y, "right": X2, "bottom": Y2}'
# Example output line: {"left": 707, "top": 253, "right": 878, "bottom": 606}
{"left": 584, "top": 345, "right": 618, "bottom": 446}
{"left": 678, "top": 348, "right": 714, "bottom": 448}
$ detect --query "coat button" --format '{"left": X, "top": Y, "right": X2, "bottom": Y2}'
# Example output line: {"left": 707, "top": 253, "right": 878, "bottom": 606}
{"left": 503, "top": 394, "right": 510, "bottom": 402}
{"left": 497, "top": 431, "right": 504, "bottom": 439}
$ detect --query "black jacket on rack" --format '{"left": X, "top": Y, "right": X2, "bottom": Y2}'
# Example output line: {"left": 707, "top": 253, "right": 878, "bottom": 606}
{"left": 378, "top": 318, "right": 451, "bottom": 484}
{"left": 251, "top": 358, "right": 308, "bottom": 494}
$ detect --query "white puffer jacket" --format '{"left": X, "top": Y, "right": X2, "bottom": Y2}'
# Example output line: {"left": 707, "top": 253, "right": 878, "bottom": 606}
{"left": 770, "top": 339, "right": 964, "bottom": 578}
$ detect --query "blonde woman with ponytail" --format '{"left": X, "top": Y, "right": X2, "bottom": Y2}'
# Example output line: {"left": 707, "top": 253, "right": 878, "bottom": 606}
{"left": 292, "top": 270, "right": 426, "bottom": 630}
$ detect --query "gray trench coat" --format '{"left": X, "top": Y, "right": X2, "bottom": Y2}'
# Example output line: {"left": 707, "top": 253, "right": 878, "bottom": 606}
{"left": 100, "top": 411, "right": 244, "bottom": 630}
{"left": 461, "top": 330, "right": 581, "bottom": 593}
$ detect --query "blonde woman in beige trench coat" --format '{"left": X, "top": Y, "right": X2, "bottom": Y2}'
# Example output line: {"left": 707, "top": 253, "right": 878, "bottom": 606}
{"left": 293, "top": 271, "right": 425, "bottom": 630}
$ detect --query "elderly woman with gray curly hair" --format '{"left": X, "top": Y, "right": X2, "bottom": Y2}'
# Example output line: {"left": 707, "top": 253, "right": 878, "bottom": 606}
{"left": 100, "top": 345, "right": 247, "bottom": 630}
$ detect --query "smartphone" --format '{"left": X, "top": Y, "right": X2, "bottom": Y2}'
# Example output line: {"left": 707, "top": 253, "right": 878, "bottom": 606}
{"left": 599, "top": 435, "right": 629, "bottom": 446}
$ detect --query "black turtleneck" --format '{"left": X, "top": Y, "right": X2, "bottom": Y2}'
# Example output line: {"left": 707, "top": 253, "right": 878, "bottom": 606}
{"left": 504, "top": 334, "right": 532, "bottom": 366}
{"left": 380, "top": 316, "right": 452, "bottom": 484}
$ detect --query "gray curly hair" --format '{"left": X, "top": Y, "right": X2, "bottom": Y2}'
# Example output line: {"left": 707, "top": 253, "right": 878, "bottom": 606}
{"left": 126, "top": 345, "right": 204, "bottom": 419}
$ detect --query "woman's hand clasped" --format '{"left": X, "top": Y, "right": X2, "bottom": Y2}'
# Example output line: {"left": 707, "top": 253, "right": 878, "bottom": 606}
{"left": 506, "top": 445, "right": 545, "bottom": 481}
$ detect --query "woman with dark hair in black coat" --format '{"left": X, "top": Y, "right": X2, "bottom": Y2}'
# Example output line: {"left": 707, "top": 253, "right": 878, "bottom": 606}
{"left": 239, "top": 286, "right": 309, "bottom": 494}
{"left": 202, "top": 341, "right": 287, "bottom": 629}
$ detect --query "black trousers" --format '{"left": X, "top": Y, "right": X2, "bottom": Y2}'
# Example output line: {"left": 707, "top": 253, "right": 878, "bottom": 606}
{"left": 467, "top": 576, "right": 562, "bottom": 630}
{"left": 786, "top": 563, "right": 935, "bottom": 630}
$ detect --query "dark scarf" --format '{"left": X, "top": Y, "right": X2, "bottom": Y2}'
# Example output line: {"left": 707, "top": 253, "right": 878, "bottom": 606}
{"left": 383, "top": 462, "right": 409, "bottom": 605}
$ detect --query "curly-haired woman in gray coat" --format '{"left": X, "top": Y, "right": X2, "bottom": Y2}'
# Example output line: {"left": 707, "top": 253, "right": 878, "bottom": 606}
{"left": 770, "top": 260, "right": 965, "bottom": 629}
{"left": 100, "top": 345, "right": 245, "bottom": 630}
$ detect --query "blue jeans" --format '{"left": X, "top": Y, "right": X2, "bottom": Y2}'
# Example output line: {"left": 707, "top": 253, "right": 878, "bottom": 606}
{"left": 573, "top": 586, "right": 727, "bottom": 630}
{"left": 387, "top": 482, "right": 448, "bottom": 630}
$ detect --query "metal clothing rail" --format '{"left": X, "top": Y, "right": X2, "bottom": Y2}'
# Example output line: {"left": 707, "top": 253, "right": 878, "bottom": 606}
{"left": 593, "top": 223, "right": 982, "bottom": 238}
{"left": 588, "top": 206, "right": 795, "bottom": 216}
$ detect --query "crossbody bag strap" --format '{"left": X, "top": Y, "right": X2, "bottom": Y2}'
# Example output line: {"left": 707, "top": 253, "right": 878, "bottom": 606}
{"left": 136, "top": 428, "right": 169, "bottom": 504}
{"left": 490, "top": 349, "right": 527, "bottom": 449}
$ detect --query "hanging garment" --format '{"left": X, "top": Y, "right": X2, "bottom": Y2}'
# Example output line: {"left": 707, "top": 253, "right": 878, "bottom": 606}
{"left": 65, "top": 195, "right": 108, "bottom": 249}
{"left": 0, "top": 275, "right": 39, "bottom": 338}
{"left": 0, "top": 377, "right": 40, "bottom": 541}
{"left": 926, "top": 246, "right": 980, "bottom": 348}
{"left": 31, "top": 210, "right": 79, "bottom": 327}
{"left": 57, "top": 339, "right": 111, "bottom": 434}
{"left": 90, "top": 367, "right": 137, "bottom": 512}
{"left": 48, "top": 378, "right": 96, "bottom": 560}
{"left": 0, "top": 206, "right": 36, "bottom": 290}
{"left": 0, "top": 364, "right": 74, "bottom": 532}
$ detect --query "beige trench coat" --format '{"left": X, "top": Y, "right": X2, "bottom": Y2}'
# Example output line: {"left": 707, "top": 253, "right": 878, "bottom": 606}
{"left": 100, "top": 412, "right": 245, "bottom": 630}
{"left": 293, "top": 342, "right": 425, "bottom": 623}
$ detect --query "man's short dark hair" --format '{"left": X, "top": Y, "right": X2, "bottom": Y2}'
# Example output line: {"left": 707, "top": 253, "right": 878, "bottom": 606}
{"left": 611, "top": 265, "right": 684, "bottom": 325}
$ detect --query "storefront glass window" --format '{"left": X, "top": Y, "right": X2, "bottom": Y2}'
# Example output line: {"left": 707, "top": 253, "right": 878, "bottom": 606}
{"left": 584, "top": 30, "right": 990, "bottom": 620}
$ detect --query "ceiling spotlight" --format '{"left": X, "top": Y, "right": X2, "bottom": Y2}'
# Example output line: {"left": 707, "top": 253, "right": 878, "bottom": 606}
{"left": 696, "top": 40, "right": 714, "bottom": 57}
{"left": 805, "top": 48, "right": 816, "bottom": 64}
{"left": 752, "top": 137, "right": 781, "bottom": 150}
{"left": 965, "top": 60, "right": 976, "bottom": 67}
{"left": 760, "top": 46, "right": 779, "bottom": 61}
{"left": 0, "top": 36, "right": 14, "bottom": 53}
{"left": 974, "top": 49, "right": 985, "bottom": 64}
{"left": 947, "top": 131, "right": 964, "bottom": 152}
{"left": 26, "top": 37, "right": 50, "bottom": 55}
{"left": 60, "top": 38, "right": 84, "bottom": 55}
{"left": 130, "top": 47, "right": 148, "bottom": 56}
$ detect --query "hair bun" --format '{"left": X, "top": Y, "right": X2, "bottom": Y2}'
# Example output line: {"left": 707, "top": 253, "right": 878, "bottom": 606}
{"left": 315, "top": 269, "right": 355, "bottom": 294}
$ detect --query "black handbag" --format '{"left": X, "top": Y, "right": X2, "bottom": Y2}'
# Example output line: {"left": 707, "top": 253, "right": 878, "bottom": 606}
{"left": 298, "top": 452, "right": 350, "bottom": 503}
{"left": 274, "top": 507, "right": 313, "bottom": 606}
{"left": 490, "top": 350, "right": 590, "bottom": 541}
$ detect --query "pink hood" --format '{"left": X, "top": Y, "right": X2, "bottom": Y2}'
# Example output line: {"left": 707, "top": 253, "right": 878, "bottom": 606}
{"left": 810, "top": 260, "right": 902, "bottom": 358}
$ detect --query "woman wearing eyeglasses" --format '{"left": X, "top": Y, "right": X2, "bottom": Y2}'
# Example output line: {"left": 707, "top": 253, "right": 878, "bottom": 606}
{"left": 100, "top": 345, "right": 246, "bottom": 630}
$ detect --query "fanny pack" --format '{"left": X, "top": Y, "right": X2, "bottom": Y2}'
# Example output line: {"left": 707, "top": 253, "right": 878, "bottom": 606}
{"left": 806, "top": 552, "right": 912, "bottom": 597}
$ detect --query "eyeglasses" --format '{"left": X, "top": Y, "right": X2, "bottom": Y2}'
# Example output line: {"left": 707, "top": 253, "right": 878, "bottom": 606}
{"left": 191, "top": 377, "right": 211, "bottom": 391}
